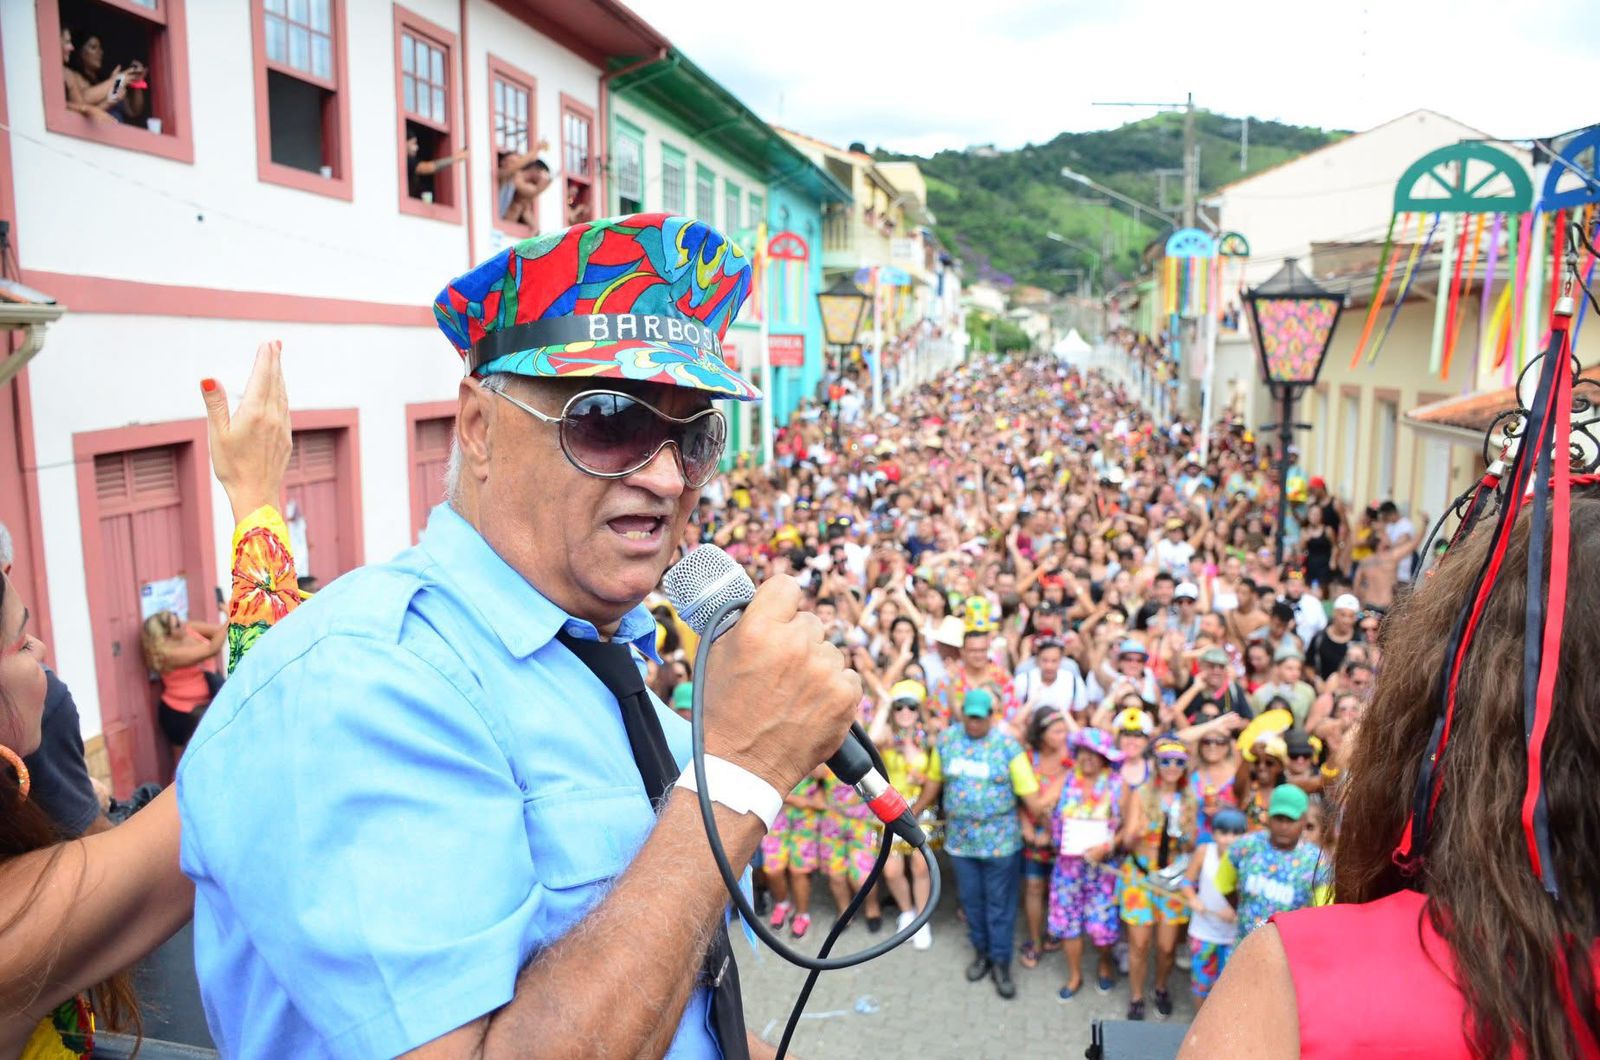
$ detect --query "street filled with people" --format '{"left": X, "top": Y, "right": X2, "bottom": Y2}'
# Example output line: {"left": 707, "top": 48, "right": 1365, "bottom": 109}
{"left": 652, "top": 335, "right": 1380, "bottom": 1019}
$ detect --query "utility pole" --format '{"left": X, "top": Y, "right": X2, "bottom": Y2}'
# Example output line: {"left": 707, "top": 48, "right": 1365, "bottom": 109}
{"left": 1240, "top": 115, "right": 1250, "bottom": 173}
{"left": 1182, "top": 91, "right": 1197, "bottom": 228}
{"left": 1092, "top": 94, "right": 1198, "bottom": 227}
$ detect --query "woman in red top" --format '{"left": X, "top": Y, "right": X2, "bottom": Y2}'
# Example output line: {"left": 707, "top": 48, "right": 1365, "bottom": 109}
{"left": 1181, "top": 493, "right": 1600, "bottom": 1058}
{"left": 140, "top": 610, "right": 227, "bottom": 752}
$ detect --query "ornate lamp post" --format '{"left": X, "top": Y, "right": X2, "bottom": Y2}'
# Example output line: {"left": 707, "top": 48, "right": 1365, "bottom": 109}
{"left": 1244, "top": 258, "right": 1346, "bottom": 565}
{"left": 816, "top": 275, "right": 870, "bottom": 403}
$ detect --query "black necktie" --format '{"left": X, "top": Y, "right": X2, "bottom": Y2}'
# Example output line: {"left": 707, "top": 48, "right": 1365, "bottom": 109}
{"left": 555, "top": 631, "right": 749, "bottom": 1060}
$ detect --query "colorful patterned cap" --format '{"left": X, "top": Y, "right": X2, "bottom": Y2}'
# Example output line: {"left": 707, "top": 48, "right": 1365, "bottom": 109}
{"left": 433, "top": 213, "right": 760, "bottom": 401}
{"left": 1070, "top": 726, "right": 1125, "bottom": 765}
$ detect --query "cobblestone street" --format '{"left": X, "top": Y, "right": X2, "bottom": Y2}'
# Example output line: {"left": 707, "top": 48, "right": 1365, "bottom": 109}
{"left": 740, "top": 873, "right": 1197, "bottom": 1059}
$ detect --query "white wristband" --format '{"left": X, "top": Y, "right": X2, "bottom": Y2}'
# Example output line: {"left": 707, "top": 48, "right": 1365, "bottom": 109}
{"left": 676, "top": 756, "right": 785, "bottom": 831}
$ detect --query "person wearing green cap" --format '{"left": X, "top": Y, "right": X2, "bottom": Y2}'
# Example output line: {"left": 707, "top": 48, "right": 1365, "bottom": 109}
{"left": 1212, "top": 783, "right": 1329, "bottom": 939}
{"left": 916, "top": 687, "right": 1055, "bottom": 999}
{"left": 670, "top": 681, "right": 695, "bottom": 720}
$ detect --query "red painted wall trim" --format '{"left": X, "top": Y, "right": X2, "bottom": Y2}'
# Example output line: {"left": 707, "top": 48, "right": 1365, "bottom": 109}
{"left": 486, "top": 53, "right": 539, "bottom": 241}
{"left": 35, "top": 0, "right": 197, "bottom": 165}
{"left": 458, "top": 0, "right": 476, "bottom": 265}
{"left": 248, "top": 0, "right": 355, "bottom": 201}
{"left": 72, "top": 417, "right": 216, "bottom": 794}
{"left": 19, "top": 270, "right": 434, "bottom": 325}
{"left": 559, "top": 92, "right": 598, "bottom": 213}
{"left": 393, "top": 4, "right": 465, "bottom": 226}
{"left": 405, "top": 399, "right": 457, "bottom": 541}
{"left": 289, "top": 408, "right": 365, "bottom": 574}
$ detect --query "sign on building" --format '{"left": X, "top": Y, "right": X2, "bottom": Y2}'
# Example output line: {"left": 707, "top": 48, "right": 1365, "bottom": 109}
{"left": 769, "top": 334, "right": 806, "bottom": 367}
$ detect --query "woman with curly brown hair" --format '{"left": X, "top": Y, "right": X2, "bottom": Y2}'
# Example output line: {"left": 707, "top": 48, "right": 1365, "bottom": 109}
{"left": 1181, "top": 491, "right": 1600, "bottom": 1058}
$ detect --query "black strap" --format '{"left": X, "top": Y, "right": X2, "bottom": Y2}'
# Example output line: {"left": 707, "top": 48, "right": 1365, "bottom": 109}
{"left": 554, "top": 631, "right": 749, "bottom": 1059}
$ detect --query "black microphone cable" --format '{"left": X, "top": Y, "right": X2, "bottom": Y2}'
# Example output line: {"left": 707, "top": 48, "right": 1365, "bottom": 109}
{"left": 689, "top": 597, "right": 942, "bottom": 1059}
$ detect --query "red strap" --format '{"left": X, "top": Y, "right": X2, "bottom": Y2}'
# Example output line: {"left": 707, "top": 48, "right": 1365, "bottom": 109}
{"left": 1523, "top": 314, "right": 1573, "bottom": 886}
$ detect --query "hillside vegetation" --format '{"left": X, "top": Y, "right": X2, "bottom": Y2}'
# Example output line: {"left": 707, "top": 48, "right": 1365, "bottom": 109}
{"left": 879, "top": 112, "right": 1344, "bottom": 291}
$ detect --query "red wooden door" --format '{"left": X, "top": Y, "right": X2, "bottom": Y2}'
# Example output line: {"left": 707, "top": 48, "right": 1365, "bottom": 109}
{"left": 283, "top": 429, "right": 349, "bottom": 586}
{"left": 94, "top": 446, "right": 189, "bottom": 792}
{"left": 411, "top": 416, "right": 453, "bottom": 542}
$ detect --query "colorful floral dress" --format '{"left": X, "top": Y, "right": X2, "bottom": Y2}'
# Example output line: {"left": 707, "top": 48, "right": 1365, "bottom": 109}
{"left": 1046, "top": 768, "right": 1123, "bottom": 946}
{"left": 762, "top": 776, "right": 822, "bottom": 874}
{"left": 1119, "top": 785, "right": 1198, "bottom": 926}
{"left": 881, "top": 733, "right": 939, "bottom": 857}
{"left": 820, "top": 775, "right": 879, "bottom": 883}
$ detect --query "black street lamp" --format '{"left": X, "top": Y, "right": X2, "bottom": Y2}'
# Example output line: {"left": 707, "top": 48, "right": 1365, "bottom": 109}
{"left": 816, "top": 275, "right": 870, "bottom": 392}
{"left": 1243, "top": 258, "right": 1346, "bottom": 566}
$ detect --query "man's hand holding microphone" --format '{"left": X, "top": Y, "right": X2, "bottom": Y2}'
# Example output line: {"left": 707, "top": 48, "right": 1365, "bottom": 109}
{"left": 700, "top": 573, "right": 863, "bottom": 797}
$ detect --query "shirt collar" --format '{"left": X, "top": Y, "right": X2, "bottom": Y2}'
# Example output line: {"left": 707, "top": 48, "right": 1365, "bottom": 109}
{"left": 420, "top": 504, "right": 661, "bottom": 663}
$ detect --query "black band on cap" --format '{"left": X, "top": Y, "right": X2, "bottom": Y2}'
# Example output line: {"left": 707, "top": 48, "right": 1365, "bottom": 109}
{"left": 469, "top": 313, "right": 723, "bottom": 372}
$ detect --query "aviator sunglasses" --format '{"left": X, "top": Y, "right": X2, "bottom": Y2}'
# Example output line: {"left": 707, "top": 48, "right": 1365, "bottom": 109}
{"left": 492, "top": 387, "right": 728, "bottom": 489}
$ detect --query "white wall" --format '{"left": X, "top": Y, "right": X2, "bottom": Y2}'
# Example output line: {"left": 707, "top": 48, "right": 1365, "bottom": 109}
{"left": 611, "top": 97, "right": 764, "bottom": 233}
{"left": 2, "top": 1, "right": 476, "bottom": 305}
{"left": 1215, "top": 111, "right": 1508, "bottom": 288}
{"left": 612, "top": 97, "right": 766, "bottom": 330}
{"left": 28, "top": 315, "right": 460, "bottom": 737}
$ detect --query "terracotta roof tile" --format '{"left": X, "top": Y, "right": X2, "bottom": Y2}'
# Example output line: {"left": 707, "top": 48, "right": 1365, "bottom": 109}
{"left": 1407, "top": 366, "right": 1600, "bottom": 432}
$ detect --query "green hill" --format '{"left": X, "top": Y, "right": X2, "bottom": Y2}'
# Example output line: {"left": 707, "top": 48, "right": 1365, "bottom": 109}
{"left": 878, "top": 112, "right": 1346, "bottom": 292}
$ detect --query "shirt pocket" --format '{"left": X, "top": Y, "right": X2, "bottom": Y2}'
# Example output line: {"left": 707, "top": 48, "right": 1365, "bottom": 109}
{"left": 523, "top": 787, "right": 652, "bottom": 891}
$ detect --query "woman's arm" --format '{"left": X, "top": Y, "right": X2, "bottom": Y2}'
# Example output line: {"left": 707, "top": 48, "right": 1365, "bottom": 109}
{"left": 0, "top": 790, "right": 191, "bottom": 1036}
{"left": 158, "top": 635, "right": 222, "bottom": 671}
{"left": 867, "top": 691, "right": 894, "bottom": 747}
{"left": 1176, "top": 924, "right": 1299, "bottom": 1059}
{"left": 1118, "top": 788, "right": 1143, "bottom": 849}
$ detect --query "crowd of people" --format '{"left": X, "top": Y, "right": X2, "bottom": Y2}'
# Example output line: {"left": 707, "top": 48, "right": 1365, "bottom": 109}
{"left": 0, "top": 209, "right": 1592, "bottom": 1059}
{"left": 647, "top": 347, "right": 1389, "bottom": 1016}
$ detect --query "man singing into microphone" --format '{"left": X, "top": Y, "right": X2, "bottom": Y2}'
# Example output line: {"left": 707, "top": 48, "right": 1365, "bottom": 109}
{"left": 177, "top": 214, "right": 863, "bottom": 1058}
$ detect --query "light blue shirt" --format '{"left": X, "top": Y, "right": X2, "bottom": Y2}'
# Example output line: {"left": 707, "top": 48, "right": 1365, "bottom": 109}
{"left": 178, "top": 505, "right": 722, "bottom": 1059}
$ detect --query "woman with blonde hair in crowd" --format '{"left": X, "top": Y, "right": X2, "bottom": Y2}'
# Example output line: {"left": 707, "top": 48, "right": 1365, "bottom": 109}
{"left": 139, "top": 609, "right": 227, "bottom": 754}
{"left": 1118, "top": 736, "right": 1199, "bottom": 1020}
{"left": 869, "top": 678, "right": 939, "bottom": 949}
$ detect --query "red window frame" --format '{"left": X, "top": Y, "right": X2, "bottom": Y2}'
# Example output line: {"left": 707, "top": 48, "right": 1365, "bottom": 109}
{"left": 249, "top": 0, "right": 353, "bottom": 200}
{"left": 559, "top": 93, "right": 596, "bottom": 222}
{"left": 487, "top": 54, "right": 538, "bottom": 239}
{"left": 405, "top": 401, "right": 456, "bottom": 543}
{"left": 284, "top": 408, "right": 365, "bottom": 581}
{"left": 35, "top": 0, "right": 195, "bottom": 163}
{"left": 393, "top": 5, "right": 461, "bottom": 223}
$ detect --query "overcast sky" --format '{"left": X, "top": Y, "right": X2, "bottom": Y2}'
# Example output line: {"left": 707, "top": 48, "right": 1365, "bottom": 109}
{"left": 627, "top": 0, "right": 1597, "bottom": 156}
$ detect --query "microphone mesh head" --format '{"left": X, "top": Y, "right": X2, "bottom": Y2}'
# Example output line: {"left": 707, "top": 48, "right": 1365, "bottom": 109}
{"left": 662, "top": 545, "right": 755, "bottom": 637}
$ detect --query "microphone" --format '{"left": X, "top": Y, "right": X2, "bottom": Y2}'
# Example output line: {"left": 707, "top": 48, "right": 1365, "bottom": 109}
{"left": 663, "top": 545, "right": 926, "bottom": 847}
